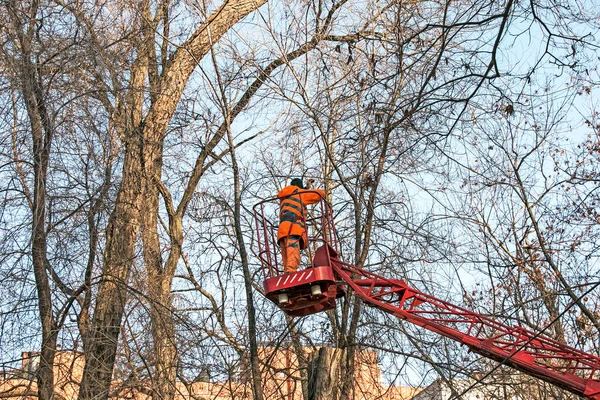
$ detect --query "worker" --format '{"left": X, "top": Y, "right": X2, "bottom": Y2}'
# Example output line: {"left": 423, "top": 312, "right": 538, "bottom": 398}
{"left": 277, "top": 178, "right": 325, "bottom": 274}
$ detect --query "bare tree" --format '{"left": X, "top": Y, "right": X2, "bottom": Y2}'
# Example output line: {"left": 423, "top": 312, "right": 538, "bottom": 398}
{"left": 4, "top": 3, "right": 58, "bottom": 398}
{"left": 2, "top": 1, "right": 117, "bottom": 399}
{"left": 61, "top": 1, "right": 274, "bottom": 398}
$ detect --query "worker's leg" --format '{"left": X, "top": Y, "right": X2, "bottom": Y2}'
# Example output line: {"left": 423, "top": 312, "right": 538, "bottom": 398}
{"left": 280, "top": 235, "right": 301, "bottom": 273}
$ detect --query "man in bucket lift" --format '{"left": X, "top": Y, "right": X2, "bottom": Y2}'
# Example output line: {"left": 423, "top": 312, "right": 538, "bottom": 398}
{"left": 277, "top": 178, "right": 325, "bottom": 274}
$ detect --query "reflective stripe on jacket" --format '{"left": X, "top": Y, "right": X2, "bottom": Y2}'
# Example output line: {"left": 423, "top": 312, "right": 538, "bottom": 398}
{"left": 277, "top": 185, "right": 325, "bottom": 249}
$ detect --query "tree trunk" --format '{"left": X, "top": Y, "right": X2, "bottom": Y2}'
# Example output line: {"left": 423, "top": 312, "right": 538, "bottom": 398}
{"left": 28, "top": 70, "right": 59, "bottom": 400}
{"left": 78, "top": 139, "right": 144, "bottom": 400}
{"left": 307, "top": 347, "right": 346, "bottom": 400}
{"left": 7, "top": 1, "right": 59, "bottom": 398}
{"left": 29, "top": 77, "right": 58, "bottom": 400}
{"left": 149, "top": 289, "right": 178, "bottom": 400}
{"left": 144, "top": 177, "right": 178, "bottom": 400}
{"left": 225, "top": 127, "right": 264, "bottom": 400}
{"left": 289, "top": 322, "right": 310, "bottom": 400}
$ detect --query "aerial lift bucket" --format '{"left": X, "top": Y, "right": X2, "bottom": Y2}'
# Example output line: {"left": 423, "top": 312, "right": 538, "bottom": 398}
{"left": 253, "top": 193, "right": 345, "bottom": 317}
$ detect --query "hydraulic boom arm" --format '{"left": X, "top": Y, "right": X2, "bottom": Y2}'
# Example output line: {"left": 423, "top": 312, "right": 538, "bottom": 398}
{"left": 332, "top": 259, "right": 600, "bottom": 400}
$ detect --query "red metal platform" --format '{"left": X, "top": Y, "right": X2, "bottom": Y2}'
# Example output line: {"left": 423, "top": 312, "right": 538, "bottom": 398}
{"left": 263, "top": 265, "right": 345, "bottom": 317}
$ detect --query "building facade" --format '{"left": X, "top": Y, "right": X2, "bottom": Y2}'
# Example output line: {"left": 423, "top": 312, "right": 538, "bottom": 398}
{"left": 1, "top": 348, "right": 421, "bottom": 399}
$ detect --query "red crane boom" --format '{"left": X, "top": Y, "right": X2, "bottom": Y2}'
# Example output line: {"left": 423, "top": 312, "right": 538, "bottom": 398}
{"left": 253, "top": 194, "right": 600, "bottom": 399}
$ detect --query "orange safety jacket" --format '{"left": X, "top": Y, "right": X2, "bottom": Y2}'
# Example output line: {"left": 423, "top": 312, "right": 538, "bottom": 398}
{"left": 277, "top": 185, "right": 325, "bottom": 249}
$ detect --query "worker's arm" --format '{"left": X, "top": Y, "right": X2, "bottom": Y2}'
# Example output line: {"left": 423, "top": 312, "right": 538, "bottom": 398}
{"left": 300, "top": 189, "right": 325, "bottom": 205}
